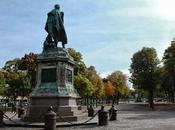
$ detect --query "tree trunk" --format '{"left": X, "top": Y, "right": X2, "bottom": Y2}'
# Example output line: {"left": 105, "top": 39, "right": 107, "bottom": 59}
{"left": 171, "top": 83, "right": 175, "bottom": 103}
{"left": 112, "top": 95, "right": 116, "bottom": 105}
{"left": 87, "top": 95, "right": 89, "bottom": 107}
{"left": 148, "top": 88, "right": 154, "bottom": 110}
{"left": 116, "top": 93, "right": 120, "bottom": 105}
{"left": 92, "top": 95, "right": 95, "bottom": 106}
{"left": 171, "top": 91, "right": 174, "bottom": 103}
{"left": 95, "top": 97, "right": 98, "bottom": 107}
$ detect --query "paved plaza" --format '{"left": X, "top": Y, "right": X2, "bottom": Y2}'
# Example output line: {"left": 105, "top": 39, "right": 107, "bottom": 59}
{"left": 1, "top": 104, "right": 175, "bottom": 130}
{"left": 61, "top": 111, "right": 175, "bottom": 130}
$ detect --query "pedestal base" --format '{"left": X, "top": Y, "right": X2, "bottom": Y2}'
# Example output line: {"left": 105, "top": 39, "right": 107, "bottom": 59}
{"left": 26, "top": 96, "right": 86, "bottom": 122}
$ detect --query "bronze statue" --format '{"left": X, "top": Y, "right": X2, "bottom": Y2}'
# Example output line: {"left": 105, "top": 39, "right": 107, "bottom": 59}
{"left": 44, "top": 4, "right": 67, "bottom": 49}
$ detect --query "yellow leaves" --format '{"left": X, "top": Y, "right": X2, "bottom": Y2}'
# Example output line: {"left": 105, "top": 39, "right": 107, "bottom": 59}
{"left": 107, "top": 71, "right": 130, "bottom": 96}
{"left": 120, "top": 85, "right": 130, "bottom": 96}
{"left": 104, "top": 81, "right": 114, "bottom": 96}
{"left": 88, "top": 74, "right": 104, "bottom": 98}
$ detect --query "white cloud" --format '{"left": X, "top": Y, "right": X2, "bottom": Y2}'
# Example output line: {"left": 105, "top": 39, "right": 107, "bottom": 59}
{"left": 151, "top": 0, "right": 175, "bottom": 21}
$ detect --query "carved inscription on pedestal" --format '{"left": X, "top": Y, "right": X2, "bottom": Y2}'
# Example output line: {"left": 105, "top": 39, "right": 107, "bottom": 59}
{"left": 41, "top": 68, "right": 56, "bottom": 83}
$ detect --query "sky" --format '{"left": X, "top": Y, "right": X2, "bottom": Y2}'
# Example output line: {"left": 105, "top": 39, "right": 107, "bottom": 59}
{"left": 1, "top": 0, "right": 175, "bottom": 78}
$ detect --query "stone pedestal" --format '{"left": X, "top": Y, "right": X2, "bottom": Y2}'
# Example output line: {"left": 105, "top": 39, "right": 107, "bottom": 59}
{"left": 26, "top": 47, "right": 85, "bottom": 122}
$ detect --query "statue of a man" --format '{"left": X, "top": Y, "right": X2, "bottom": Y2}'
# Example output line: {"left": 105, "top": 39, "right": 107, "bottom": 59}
{"left": 44, "top": 4, "right": 67, "bottom": 48}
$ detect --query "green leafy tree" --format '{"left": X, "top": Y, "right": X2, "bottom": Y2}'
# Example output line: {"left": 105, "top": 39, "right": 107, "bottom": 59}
{"left": 3, "top": 59, "right": 20, "bottom": 100}
{"left": 0, "top": 70, "right": 6, "bottom": 95}
{"left": 67, "top": 48, "right": 86, "bottom": 75}
{"left": 160, "top": 66, "right": 173, "bottom": 102}
{"left": 85, "top": 66, "right": 104, "bottom": 98}
{"left": 3, "top": 53, "right": 36, "bottom": 98}
{"left": 90, "top": 74, "right": 104, "bottom": 98}
{"left": 68, "top": 48, "right": 92, "bottom": 97}
{"left": 17, "top": 71, "right": 31, "bottom": 98}
{"left": 4, "top": 70, "right": 31, "bottom": 101}
{"left": 4, "top": 71, "right": 20, "bottom": 101}
{"left": 17, "top": 53, "right": 37, "bottom": 88}
{"left": 68, "top": 49, "right": 104, "bottom": 98}
{"left": 74, "top": 74, "right": 93, "bottom": 97}
{"left": 107, "top": 71, "right": 128, "bottom": 104}
{"left": 162, "top": 40, "right": 175, "bottom": 103}
{"left": 130, "top": 47, "right": 159, "bottom": 109}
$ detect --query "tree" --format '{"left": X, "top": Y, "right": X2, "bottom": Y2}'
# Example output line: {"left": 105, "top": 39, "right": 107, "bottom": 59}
{"left": 74, "top": 74, "right": 93, "bottom": 97}
{"left": 0, "top": 70, "right": 5, "bottom": 95}
{"left": 104, "top": 80, "right": 115, "bottom": 104}
{"left": 130, "top": 47, "right": 159, "bottom": 109}
{"left": 107, "top": 71, "right": 128, "bottom": 104}
{"left": 17, "top": 71, "right": 31, "bottom": 98}
{"left": 85, "top": 66, "right": 104, "bottom": 98}
{"left": 120, "top": 85, "right": 131, "bottom": 98}
{"left": 17, "top": 53, "right": 37, "bottom": 88}
{"left": 4, "top": 71, "right": 20, "bottom": 101}
{"left": 67, "top": 48, "right": 94, "bottom": 98}
{"left": 67, "top": 48, "right": 86, "bottom": 75}
{"left": 4, "top": 70, "right": 31, "bottom": 101}
{"left": 68, "top": 49, "right": 104, "bottom": 99}
{"left": 3, "top": 53, "right": 36, "bottom": 98}
{"left": 90, "top": 75, "right": 104, "bottom": 98}
{"left": 104, "top": 80, "right": 114, "bottom": 96}
{"left": 162, "top": 40, "right": 175, "bottom": 103}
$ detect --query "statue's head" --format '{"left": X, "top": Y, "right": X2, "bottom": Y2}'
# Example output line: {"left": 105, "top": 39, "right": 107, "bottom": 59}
{"left": 55, "top": 4, "right": 60, "bottom": 10}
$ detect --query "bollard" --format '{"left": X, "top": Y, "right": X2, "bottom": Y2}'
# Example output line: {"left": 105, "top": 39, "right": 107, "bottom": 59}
{"left": 98, "top": 105, "right": 108, "bottom": 126}
{"left": 109, "top": 105, "right": 117, "bottom": 121}
{"left": 0, "top": 110, "right": 3, "bottom": 127}
{"left": 87, "top": 105, "right": 95, "bottom": 117}
{"left": 18, "top": 107, "right": 25, "bottom": 118}
{"left": 45, "top": 106, "right": 56, "bottom": 130}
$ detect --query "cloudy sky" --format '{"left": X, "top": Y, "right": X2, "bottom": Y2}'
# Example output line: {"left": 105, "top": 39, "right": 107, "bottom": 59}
{"left": 1, "top": 0, "right": 175, "bottom": 78}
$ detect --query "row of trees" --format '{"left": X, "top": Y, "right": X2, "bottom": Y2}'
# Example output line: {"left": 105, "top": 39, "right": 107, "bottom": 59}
{"left": 68, "top": 48, "right": 130, "bottom": 105}
{"left": 1, "top": 39, "right": 175, "bottom": 109}
{"left": 0, "top": 48, "right": 131, "bottom": 106}
{"left": 0, "top": 53, "right": 37, "bottom": 102}
{"left": 130, "top": 40, "right": 175, "bottom": 109}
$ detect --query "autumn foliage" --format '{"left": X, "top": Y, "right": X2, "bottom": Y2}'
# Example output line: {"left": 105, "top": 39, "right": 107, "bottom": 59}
{"left": 104, "top": 80, "right": 114, "bottom": 96}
